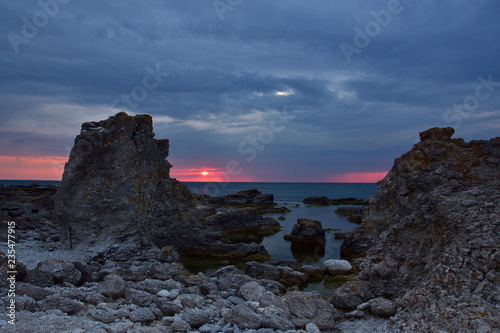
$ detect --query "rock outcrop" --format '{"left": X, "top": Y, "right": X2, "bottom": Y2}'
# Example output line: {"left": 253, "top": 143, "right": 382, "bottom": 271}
{"left": 54, "top": 112, "right": 276, "bottom": 261}
{"left": 284, "top": 218, "right": 326, "bottom": 246}
{"left": 342, "top": 127, "right": 500, "bottom": 332}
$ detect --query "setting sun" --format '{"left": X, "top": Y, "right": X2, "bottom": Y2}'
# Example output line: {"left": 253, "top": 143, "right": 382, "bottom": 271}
{"left": 201, "top": 171, "right": 209, "bottom": 176}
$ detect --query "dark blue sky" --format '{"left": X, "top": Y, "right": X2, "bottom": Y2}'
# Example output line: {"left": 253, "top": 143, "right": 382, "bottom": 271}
{"left": 1, "top": 0, "right": 499, "bottom": 181}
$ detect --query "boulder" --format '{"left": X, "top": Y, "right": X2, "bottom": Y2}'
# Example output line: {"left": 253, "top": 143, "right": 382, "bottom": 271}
{"left": 323, "top": 259, "right": 352, "bottom": 275}
{"left": 231, "top": 304, "right": 262, "bottom": 329}
{"left": 284, "top": 218, "right": 325, "bottom": 246}
{"left": 204, "top": 207, "right": 281, "bottom": 236}
{"left": 221, "top": 189, "right": 274, "bottom": 205}
{"left": 329, "top": 281, "right": 372, "bottom": 310}
{"left": 37, "top": 258, "right": 82, "bottom": 285}
{"left": 129, "top": 307, "right": 155, "bottom": 322}
{"left": 368, "top": 297, "right": 397, "bottom": 317}
{"left": 238, "top": 281, "right": 267, "bottom": 302}
{"left": 38, "top": 295, "right": 83, "bottom": 314}
{"left": 125, "top": 288, "right": 152, "bottom": 307}
{"left": 182, "top": 308, "right": 211, "bottom": 328}
{"left": 282, "top": 291, "right": 336, "bottom": 330}
{"left": 242, "top": 262, "right": 281, "bottom": 281}
{"left": 99, "top": 274, "right": 128, "bottom": 299}
{"left": 419, "top": 126, "right": 454, "bottom": 141}
{"left": 303, "top": 196, "right": 330, "bottom": 206}
{"left": 90, "top": 309, "right": 116, "bottom": 323}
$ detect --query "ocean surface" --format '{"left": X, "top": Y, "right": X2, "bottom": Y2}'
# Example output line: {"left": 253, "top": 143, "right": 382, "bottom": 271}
{"left": 184, "top": 182, "right": 377, "bottom": 202}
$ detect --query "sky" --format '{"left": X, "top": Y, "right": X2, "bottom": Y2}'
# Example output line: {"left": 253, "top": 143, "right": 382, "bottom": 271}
{"left": 0, "top": 0, "right": 499, "bottom": 182}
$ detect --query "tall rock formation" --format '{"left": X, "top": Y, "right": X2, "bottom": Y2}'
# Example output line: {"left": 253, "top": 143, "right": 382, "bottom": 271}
{"left": 55, "top": 112, "right": 272, "bottom": 261}
{"left": 342, "top": 127, "right": 500, "bottom": 332}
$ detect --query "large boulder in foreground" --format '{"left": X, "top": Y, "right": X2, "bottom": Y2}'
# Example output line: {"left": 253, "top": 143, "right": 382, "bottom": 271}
{"left": 54, "top": 113, "right": 272, "bottom": 261}
{"left": 342, "top": 127, "right": 500, "bottom": 332}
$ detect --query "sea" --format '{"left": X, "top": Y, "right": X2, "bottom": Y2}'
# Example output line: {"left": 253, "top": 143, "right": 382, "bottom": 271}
{"left": 1, "top": 180, "right": 378, "bottom": 296}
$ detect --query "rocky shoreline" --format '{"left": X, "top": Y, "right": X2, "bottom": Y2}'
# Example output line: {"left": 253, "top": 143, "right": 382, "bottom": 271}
{"left": 1, "top": 183, "right": 391, "bottom": 332}
{"left": 1, "top": 114, "right": 499, "bottom": 332}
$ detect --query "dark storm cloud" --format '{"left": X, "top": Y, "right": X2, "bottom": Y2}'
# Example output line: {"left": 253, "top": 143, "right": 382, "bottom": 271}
{"left": 0, "top": 0, "right": 499, "bottom": 180}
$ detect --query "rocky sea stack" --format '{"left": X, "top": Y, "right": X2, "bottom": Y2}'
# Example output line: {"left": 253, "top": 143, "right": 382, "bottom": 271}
{"left": 54, "top": 112, "right": 277, "bottom": 261}
{"left": 342, "top": 127, "right": 500, "bottom": 332}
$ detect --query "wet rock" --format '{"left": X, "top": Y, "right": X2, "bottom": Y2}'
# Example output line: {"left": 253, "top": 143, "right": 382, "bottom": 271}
{"left": 283, "top": 218, "right": 325, "bottom": 245}
{"left": 204, "top": 207, "right": 281, "bottom": 236}
{"left": 221, "top": 189, "right": 274, "bottom": 206}
{"left": 323, "top": 259, "right": 352, "bottom": 275}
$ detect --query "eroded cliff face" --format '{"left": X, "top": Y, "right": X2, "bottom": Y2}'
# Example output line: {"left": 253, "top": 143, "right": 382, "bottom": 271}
{"left": 342, "top": 127, "right": 500, "bottom": 331}
{"left": 54, "top": 113, "right": 272, "bottom": 261}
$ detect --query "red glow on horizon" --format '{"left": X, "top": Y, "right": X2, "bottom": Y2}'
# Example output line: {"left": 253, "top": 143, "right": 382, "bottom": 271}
{"left": 324, "top": 172, "right": 388, "bottom": 183}
{"left": 0, "top": 156, "right": 67, "bottom": 181}
{"left": 1, "top": 156, "right": 388, "bottom": 184}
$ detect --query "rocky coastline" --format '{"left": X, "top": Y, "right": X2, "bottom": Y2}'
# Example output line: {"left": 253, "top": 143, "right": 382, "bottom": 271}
{"left": 1, "top": 114, "right": 499, "bottom": 332}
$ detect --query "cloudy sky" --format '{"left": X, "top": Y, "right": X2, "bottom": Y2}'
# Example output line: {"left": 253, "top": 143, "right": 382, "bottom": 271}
{"left": 1, "top": 0, "right": 499, "bottom": 182}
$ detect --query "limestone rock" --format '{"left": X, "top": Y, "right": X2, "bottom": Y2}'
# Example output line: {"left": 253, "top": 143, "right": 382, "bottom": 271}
{"left": 282, "top": 291, "right": 336, "bottom": 330}
{"left": 238, "top": 281, "right": 267, "bottom": 302}
{"left": 221, "top": 189, "right": 274, "bottom": 205}
{"left": 54, "top": 112, "right": 271, "bottom": 261}
{"left": 323, "top": 259, "right": 352, "bottom": 275}
{"left": 38, "top": 258, "right": 82, "bottom": 285}
{"left": 231, "top": 304, "right": 262, "bottom": 329}
{"left": 341, "top": 128, "right": 500, "bottom": 331}
{"left": 129, "top": 307, "right": 155, "bottom": 322}
{"left": 419, "top": 126, "right": 454, "bottom": 142}
{"left": 329, "top": 281, "right": 372, "bottom": 310}
{"left": 368, "top": 297, "right": 397, "bottom": 317}
{"left": 99, "top": 274, "right": 127, "bottom": 299}
{"left": 242, "top": 262, "right": 280, "bottom": 281}
{"left": 38, "top": 295, "right": 83, "bottom": 314}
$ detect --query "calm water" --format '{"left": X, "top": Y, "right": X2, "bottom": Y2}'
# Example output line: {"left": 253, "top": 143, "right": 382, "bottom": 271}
{"left": 184, "top": 182, "right": 377, "bottom": 296}
{"left": 184, "top": 182, "right": 377, "bottom": 202}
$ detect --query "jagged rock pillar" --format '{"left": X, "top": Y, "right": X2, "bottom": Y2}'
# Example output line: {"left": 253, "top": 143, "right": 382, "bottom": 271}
{"left": 55, "top": 112, "right": 177, "bottom": 256}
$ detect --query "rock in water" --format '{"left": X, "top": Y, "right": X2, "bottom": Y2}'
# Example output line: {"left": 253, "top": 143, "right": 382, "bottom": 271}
{"left": 341, "top": 127, "right": 500, "bottom": 332}
{"left": 283, "top": 218, "right": 325, "bottom": 245}
{"left": 54, "top": 112, "right": 270, "bottom": 260}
